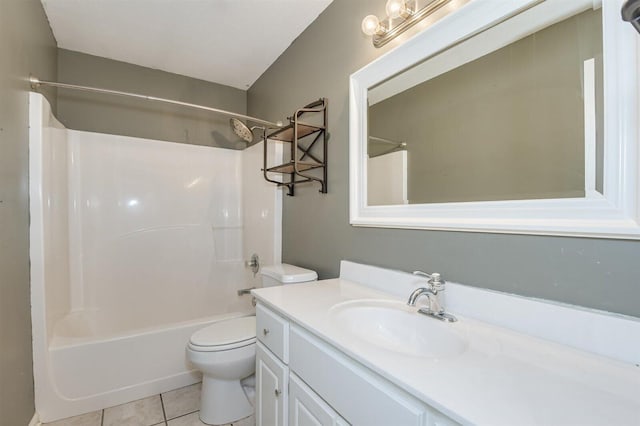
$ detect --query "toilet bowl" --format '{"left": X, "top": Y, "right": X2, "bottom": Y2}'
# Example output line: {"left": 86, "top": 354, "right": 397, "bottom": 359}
{"left": 187, "top": 263, "right": 317, "bottom": 425}
{"left": 186, "top": 316, "right": 256, "bottom": 425}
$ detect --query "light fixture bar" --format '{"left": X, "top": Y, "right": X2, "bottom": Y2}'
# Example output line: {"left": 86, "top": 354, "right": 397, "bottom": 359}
{"left": 372, "top": 0, "right": 453, "bottom": 47}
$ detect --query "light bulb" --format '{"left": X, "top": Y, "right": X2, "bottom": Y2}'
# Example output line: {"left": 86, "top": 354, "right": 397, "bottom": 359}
{"left": 385, "top": 0, "right": 407, "bottom": 19}
{"left": 361, "top": 14, "right": 381, "bottom": 36}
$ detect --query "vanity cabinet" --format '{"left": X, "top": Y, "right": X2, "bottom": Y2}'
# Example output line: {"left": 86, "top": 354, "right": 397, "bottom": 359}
{"left": 256, "top": 303, "right": 347, "bottom": 426}
{"left": 255, "top": 303, "right": 458, "bottom": 426}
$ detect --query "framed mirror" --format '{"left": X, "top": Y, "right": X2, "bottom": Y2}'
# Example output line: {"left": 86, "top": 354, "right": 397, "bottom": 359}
{"left": 350, "top": 0, "right": 640, "bottom": 238}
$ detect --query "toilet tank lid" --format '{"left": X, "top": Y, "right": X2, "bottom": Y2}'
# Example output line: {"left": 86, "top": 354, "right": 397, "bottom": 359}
{"left": 260, "top": 263, "right": 318, "bottom": 283}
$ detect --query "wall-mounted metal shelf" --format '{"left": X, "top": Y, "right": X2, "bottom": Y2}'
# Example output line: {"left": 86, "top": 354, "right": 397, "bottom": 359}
{"left": 268, "top": 123, "right": 323, "bottom": 142}
{"left": 266, "top": 161, "right": 324, "bottom": 174}
{"left": 263, "top": 98, "right": 328, "bottom": 196}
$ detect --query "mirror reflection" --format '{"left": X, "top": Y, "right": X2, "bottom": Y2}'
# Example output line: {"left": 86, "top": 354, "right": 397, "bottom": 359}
{"left": 367, "top": 7, "right": 603, "bottom": 206}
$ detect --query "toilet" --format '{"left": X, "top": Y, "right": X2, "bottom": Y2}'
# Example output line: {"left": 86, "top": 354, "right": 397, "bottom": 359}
{"left": 186, "top": 263, "right": 317, "bottom": 425}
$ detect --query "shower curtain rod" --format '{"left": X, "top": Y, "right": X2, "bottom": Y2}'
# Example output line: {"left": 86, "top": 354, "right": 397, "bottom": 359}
{"left": 369, "top": 135, "right": 406, "bottom": 147}
{"left": 29, "top": 76, "right": 283, "bottom": 129}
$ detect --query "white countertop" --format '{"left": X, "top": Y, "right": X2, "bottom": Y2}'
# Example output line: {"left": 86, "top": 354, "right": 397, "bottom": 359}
{"left": 253, "top": 278, "right": 640, "bottom": 426}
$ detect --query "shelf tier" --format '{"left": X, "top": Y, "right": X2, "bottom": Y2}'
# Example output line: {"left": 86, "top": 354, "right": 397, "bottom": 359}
{"left": 267, "top": 123, "right": 324, "bottom": 142}
{"left": 266, "top": 161, "right": 325, "bottom": 174}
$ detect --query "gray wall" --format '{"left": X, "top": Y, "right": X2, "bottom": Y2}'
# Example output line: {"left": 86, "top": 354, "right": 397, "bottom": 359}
{"left": 57, "top": 49, "right": 247, "bottom": 149}
{"left": 0, "top": 0, "right": 58, "bottom": 423}
{"left": 248, "top": 0, "right": 640, "bottom": 318}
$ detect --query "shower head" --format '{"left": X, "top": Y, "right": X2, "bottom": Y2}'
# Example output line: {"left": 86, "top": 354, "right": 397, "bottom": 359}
{"left": 230, "top": 118, "right": 255, "bottom": 143}
{"left": 622, "top": 0, "right": 640, "bottom": 34}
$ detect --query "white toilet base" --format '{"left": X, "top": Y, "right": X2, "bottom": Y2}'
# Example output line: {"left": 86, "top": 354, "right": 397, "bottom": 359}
{"left": 199, "top": 375, "right": 254, "bottom": 425}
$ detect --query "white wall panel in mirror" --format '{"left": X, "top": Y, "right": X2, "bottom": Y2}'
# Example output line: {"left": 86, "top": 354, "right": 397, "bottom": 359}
{"left": 350, "top": 0, "right": 640, "bottom": 239}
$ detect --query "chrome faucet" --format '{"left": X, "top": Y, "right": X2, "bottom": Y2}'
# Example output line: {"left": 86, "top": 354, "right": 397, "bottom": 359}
{"left": 407, "top": 271, "right": 457, "bottom": 322}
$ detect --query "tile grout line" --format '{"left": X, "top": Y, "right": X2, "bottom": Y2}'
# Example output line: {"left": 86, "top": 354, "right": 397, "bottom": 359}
{"left": 168, "top": 410, "right": 200, "bottom": 422}
{"left": 159, "top": 393, "right": 168, "bottom": 423}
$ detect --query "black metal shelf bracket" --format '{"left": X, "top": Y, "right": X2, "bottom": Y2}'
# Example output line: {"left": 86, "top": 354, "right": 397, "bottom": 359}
{"left": 262, "top": 98, "right": 328, "bottom": 196}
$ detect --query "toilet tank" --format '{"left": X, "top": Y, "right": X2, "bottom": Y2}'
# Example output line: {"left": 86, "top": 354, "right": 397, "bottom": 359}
{"left": 260, "top": 263, "right": 318, "bottom": 287}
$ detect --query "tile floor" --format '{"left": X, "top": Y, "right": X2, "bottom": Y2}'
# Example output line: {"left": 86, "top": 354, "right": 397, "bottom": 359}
{"left": 42, "top": 383, "right": 255, "bottom": 426}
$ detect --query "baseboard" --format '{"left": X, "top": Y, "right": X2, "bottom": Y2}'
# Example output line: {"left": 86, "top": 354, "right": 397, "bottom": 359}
{"left": 28, "top": 412, "right": 41, "bottom": 426}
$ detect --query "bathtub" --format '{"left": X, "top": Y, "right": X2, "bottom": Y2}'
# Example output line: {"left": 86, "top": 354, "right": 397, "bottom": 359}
{"left": 29, "top": 93, "right": 281, "bottom": 422}
{"left": 39, "top": 311, "right": 251, "bottom": 422}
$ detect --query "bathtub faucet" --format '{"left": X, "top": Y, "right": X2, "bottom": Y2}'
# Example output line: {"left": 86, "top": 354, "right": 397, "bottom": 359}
{"left": 237, "top": 287, "right": 255, "bottom": 296}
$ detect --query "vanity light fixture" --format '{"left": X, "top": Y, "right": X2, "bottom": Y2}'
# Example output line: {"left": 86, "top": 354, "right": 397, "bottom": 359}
{"left": 362, "top": 0, "right": 454, "bottom": 47}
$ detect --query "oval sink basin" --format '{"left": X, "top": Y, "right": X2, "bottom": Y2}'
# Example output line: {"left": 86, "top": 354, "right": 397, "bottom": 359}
{"left": 329, "top": 299, "right": 468, "bottom": 359}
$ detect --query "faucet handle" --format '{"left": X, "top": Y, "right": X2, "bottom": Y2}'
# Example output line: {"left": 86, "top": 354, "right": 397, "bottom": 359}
{"left": 412, "top": 270, "right": 431, "bottom": 279}
{"left": 413, "top": 270, "right": 445, "bottom": 292}
{"left": 429, "top": 273, "right": 445, "bottom": 292}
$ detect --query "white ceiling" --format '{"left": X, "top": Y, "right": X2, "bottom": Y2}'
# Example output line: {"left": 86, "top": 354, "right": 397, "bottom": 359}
{"left": 41, "top": 0, "right": 333, "bottom": 90}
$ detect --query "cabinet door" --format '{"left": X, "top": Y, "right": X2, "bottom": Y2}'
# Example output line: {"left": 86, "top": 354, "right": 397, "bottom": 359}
{"left": 289, "top": 373, "right": 349, "bottom": 426}
{"left": 257, "top": 342, "right": 288, "bottom": 426}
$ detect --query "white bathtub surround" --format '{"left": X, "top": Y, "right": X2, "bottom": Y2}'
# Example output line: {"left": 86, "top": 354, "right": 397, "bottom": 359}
{"left": 241, "top": 140, "right": 283, "bottom": 289}
{"left": 252, "top": 261, "right": 640, "bottom": 425}
{"left": 41, "top": 383, "right": 255, "bottom": 426}
{"left": 29, "top": 93, "right": 281, "bottom": 422}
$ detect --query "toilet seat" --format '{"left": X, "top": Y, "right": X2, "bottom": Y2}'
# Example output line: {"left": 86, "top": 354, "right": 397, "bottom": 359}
{"left": 188, "top": 316, "right": 256, "bottom": 352}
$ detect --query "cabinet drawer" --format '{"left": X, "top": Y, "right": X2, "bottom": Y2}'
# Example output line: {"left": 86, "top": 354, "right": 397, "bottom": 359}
{"left": 256, "top": 303, "right": 289, "bottom": 363}
{"left": 289, "top": 325, "right": 428, "bottom": 426}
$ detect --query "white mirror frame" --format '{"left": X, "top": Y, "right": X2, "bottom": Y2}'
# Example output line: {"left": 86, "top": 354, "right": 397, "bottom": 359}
{"left": 350, "top": 0, "right": 640, "bottom": 239}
